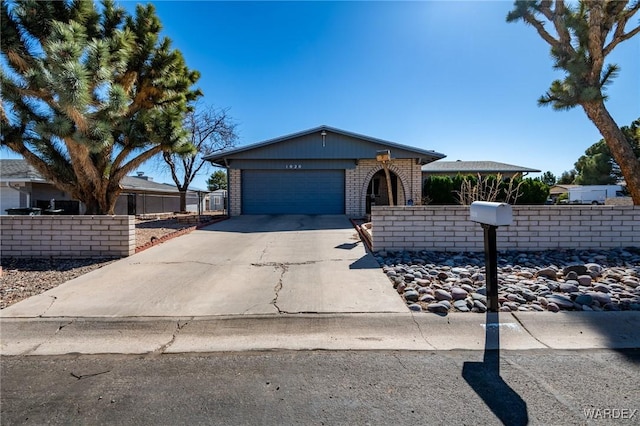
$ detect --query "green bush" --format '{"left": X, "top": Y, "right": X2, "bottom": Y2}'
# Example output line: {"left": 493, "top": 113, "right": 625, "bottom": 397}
{"left": 423, "top": 175, "right": 550, "bottom": 205}
{"left": 513, "top": 178, "right": 550, "bottom": 204}
{"left": 423, "top": 176, "right": 457, "bottom": 204}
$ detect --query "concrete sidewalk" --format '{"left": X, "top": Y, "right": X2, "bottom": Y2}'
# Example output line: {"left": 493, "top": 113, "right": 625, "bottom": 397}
{"left": 2, "top": 312, "right": 639, "bottom": 356}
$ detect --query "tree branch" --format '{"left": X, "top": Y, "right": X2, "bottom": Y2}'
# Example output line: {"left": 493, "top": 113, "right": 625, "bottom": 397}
{"left": 164, "top": 151, "right": 184, "bottom": 188}
{"left": 604, "top": 23, "right": 640, "bottom": 56}
{"left": 588, "top": 2, "right": 606, "bottom": 81}
{"left": 550, "top": 1, "right": 576, "bottom": 55}
{"left": 4, "top": 140, "right": 77, "bottom": 196}
{"left": 111, "top": 144, "right": 164, "bottom": 184}
{"left": 521, "top": 12, "right": 562, "bottom": 50}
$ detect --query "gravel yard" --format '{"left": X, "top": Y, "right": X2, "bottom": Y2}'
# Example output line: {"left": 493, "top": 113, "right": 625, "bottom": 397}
{"left": 0, "top": 217, "right": 205, "bottom": 309}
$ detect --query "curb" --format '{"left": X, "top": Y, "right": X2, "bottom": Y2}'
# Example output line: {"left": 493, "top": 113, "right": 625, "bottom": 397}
{"left": 351, "top": 219, "right": 373, "bottom": 252}
{"left": 2, "top": 311, "right": 638, "bottom": 356}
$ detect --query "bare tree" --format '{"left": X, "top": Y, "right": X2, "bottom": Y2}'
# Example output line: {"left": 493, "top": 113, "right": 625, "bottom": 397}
{"left": 162, "top": 104, "right": 238, "bottom": 212}
{"left": 456, "top": 174, "right": 523, "bottom": 205}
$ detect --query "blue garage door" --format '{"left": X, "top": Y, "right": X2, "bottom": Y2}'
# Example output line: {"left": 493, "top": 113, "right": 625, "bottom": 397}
{"left": 242, "top": 170, "right": 345, "bottom": 214}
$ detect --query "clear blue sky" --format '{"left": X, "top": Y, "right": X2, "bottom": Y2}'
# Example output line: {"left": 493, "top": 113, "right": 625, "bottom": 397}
{"left": 141, "top": 0, "right": 639, "bottom": 189}
{"left": 4, "top": 1, "right": 640, "bottom": 190}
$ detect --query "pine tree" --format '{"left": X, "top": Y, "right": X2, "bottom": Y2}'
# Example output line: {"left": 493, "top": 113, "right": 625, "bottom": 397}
{"left": 574, "top": 118, "right": 640, "bottom": 184}
{"left": 540, "top": 171, "right": 557, "bottom": 186}
{"left": 207, "top": 170, "right": 228, "bottom": 192}
{"left": 507, "top": 1, "right": 640, "bottom": 204}
{"left": 1, "top": 0, "right": 201, "bottom": 214}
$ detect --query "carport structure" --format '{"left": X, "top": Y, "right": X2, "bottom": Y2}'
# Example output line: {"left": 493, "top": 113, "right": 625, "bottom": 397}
{"left": 205, "top": 125, "right": 445, "bottom": 216}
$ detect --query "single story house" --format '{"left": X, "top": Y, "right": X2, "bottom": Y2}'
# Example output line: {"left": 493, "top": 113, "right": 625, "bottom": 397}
{"left": 549, "top": 184, "right": 580, "bottom": 198}
{"left": 0, "top": 159, "right": 205, "bottom": 215}
{"left": 0, "top": 159, "right": 79, "bottom": 214}
{"left": 208, "top": 189, "right": 227, "bottom": 212}
{"left": 116, "top": 173, "right": 205, "bottom": 215}
{"left": 204, "top": 125, "right": 445, "bottom": 216}
{"left": 422, "top": 160, "right": 540, "bottom": 179}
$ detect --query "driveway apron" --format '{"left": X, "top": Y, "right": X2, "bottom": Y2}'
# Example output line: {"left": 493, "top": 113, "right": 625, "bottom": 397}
{"left": 0, "top": 215, "right": 408, "bottom": 317}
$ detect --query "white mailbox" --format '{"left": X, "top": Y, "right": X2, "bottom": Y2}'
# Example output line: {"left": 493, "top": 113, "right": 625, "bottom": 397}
{"left": 470, "top": 201, "right": 513, "bottom": 227}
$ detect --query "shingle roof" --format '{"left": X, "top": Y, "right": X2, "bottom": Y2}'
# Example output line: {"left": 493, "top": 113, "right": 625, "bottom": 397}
{"left": 421, "top": 160, "right": 540, "bottom": 174}
{"left": 549, "top": 184, "right": 580, "bottom": 195}
{"left": 120, "top": 176, "right": 179, "bottom": 193}
{"left": 0, "top": 159, "right": 45, "bottom": 180}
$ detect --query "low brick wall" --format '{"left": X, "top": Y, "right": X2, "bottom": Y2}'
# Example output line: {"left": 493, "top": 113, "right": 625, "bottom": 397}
{"left": 0, "top": 216, "right": 135, "bottom": 258}
{"left": 371, "top": 205, "right": 640, "bottom": 252}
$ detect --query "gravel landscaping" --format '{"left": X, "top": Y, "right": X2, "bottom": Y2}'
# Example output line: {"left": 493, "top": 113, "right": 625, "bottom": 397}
{"left": 375, "top": 247, "right": 640, "bottom": 314}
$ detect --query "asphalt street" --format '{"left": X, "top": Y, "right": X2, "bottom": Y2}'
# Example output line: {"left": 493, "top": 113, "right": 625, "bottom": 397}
{"left": 2, "top": 349, "right": 639, "bottom": 425}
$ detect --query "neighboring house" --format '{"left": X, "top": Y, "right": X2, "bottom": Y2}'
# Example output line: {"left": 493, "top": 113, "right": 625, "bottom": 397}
{"left": 549, "top": 184, "right": 580, "bottom": 201}
{"left": 115, "top": 172, "right": 205, "bottom": 215}
{"left": 421, "top": 160, "right": 540, "bottom": 179}
{"left": 208, "top": 189, "right": 227, "bottom": 212}
{"left": 0, "top": 159, "right": 80, "bottom": 214}
{"left": 0, "top": 159, "right": 206, "bottom": 215}
{"left": 204, "top": 125, "right": 445, "bottom": 216}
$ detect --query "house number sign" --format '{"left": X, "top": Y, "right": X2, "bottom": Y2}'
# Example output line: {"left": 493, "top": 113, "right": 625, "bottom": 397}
{"left": 285, "top": 164, "right": 303, "bottom": 169}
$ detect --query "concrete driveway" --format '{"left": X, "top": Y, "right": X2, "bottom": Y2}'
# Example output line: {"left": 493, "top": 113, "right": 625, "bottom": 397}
{"left": 1, "top": 215, "right": 408, "bottom": 318}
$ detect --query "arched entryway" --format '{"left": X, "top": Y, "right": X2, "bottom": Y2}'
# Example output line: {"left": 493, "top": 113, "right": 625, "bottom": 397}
{"left": 365, "top": 169, "right": 400, "bottom": 214}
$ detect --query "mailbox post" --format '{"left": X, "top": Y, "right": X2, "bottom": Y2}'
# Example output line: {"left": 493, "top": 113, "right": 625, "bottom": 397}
{"left": 469, "top": 201, "right": 513, "bottom": 312}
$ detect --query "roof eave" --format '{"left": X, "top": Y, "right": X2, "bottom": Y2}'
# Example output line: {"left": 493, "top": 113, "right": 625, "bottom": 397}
{"left": 204, "top": 125, "right": 446, "bottom": 164}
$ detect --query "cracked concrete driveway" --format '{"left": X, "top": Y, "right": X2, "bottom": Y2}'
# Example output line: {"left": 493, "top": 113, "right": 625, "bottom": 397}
{"left": 0, "top": 215, "right": 408, "bottom": 318}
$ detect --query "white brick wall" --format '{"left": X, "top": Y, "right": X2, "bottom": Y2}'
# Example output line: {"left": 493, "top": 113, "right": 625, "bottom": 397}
{"left": 372, "top": 205, "right": 640, "bottom": 252}
{"left": 0, "top": 216, "right": 135, "bottom": 258}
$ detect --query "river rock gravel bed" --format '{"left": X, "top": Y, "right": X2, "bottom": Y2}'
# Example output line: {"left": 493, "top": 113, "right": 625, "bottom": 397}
{"left": 375, "top": 247, "right": 640, "bottom": 314}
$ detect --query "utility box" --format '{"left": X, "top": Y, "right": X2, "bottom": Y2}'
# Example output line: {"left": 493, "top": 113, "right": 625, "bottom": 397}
{"left": 470, "top": 201, "right": 513, "bottom": 227}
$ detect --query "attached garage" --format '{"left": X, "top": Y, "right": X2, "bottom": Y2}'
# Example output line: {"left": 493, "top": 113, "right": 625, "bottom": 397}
{"left": 242, "top": 169, "right": 345, "bottom": 215}
{"left": 205, "top": 125, "right": 445, "bottom": 217}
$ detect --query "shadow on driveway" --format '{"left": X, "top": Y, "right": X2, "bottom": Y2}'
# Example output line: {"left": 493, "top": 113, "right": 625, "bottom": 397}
{"left": 462, "top": 312, "right": 529, "bottom": 425}
{"left": 199, "top": 215, "right": 355, "bottom": 233}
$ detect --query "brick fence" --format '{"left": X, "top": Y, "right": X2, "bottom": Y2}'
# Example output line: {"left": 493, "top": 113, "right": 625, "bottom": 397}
{"left": 0, "top": 216, "right": 135, "bottom": 258}
{"left": 371, "top": 205, "right": 640, "bottom": 252}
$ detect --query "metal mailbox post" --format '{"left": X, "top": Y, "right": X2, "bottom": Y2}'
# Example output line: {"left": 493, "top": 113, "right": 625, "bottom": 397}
{"left": 469, "top": 201, "right": 513, "bottom": 312}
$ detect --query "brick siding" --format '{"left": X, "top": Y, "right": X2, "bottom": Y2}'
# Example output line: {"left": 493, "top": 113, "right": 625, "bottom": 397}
{"left": 0, "top": 216, "right": 135, "bottom": 258}
{"left": 347, "top": 159, "right": 423, "bottom": 217}
{"left": 371, "top": 205, "right": 640, "bottom": 252}
{"left": 229, "top": 169, "right": 242, "bottom": 216}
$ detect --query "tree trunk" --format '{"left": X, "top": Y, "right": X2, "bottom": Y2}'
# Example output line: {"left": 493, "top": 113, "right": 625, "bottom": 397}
{"left": 83, "top": 198, "right": 101, "bottom": 215}
{"left": 79, "top": 180, "right": 122, "bottom": 215}
{"left": 179, "top": 190, "right": 187, "bottom": 213}
{"left": 582, "top": 101, "right": 640, "bottom": 205}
